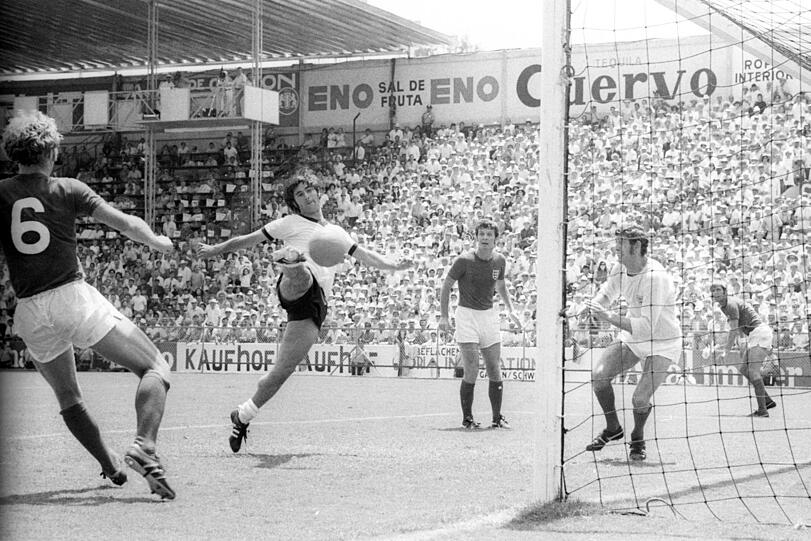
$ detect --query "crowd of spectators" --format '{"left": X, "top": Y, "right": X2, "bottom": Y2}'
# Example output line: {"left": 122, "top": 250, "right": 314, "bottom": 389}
{"left": 1, "top": 81, "right": 809, "bottom": 360}
{"left": 565, "top": 82, "right": 810, "bottom": 356}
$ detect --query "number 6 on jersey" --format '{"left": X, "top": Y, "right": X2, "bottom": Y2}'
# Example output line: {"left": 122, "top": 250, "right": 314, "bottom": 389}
{"left": 11, "top": 197, "right": 50, "bottom": 255}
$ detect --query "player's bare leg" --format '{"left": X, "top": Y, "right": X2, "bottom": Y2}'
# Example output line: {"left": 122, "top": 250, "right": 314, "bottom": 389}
{"left": 230, "top": 267, "right": 319, "bottom": 452}
{"left": 92, "top": 319, "right": 174, "bottom": 499}
{"left": 628, "top": 355, "right": 670, "bottom": 460}
{"left": 33, "top": 348, "right": 123, "bottom": 485}
{"left": 743, "top": 346, "right": 772, "bottom": 416}
{"left": 459, "top": 343, "right": 480, "bottom": 428}
{"left": 92, "top": 319, "right": 170, "bottom": 453}
{"left": 481, "top": 342, "right": 509, "bottom": 428}
{"left": 252, "top": 320, "right": 320, "bottom": 407}
{"left": 587, "top": 343, "right": 640, "bottom": 451}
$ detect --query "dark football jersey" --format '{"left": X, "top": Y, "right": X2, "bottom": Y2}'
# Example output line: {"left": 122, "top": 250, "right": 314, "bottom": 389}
{"left": 447, "top": 251, "right": 506, "bottom": 310}
{"left": 720, "top": 296, "right": 763, "bottom": 336}
{"left": 0, "top": 174, "right": 103, "bottom": 298}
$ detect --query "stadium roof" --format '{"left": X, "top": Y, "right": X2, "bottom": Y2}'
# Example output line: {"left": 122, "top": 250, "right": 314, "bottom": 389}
{"left": 0, "top": 0, "right": 453, "bottom": 77}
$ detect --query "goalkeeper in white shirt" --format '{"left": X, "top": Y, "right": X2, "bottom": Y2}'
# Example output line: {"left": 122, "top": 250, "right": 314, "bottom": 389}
{"left": 582, "top": 224, "right": 683, "bottom": 461}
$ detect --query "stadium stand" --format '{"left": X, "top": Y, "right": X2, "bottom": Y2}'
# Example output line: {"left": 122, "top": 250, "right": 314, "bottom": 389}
{"left": 1, "top": 86, "right": 809, "bottom": 361}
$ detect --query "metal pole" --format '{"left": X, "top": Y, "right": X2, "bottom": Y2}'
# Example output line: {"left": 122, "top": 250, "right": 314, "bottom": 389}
{"left": 534, "top": 0, "right": 569, "bottom": 503}
{"left": 352, "top": 112, "right": 360, "bottom": 165}
{"left": 251, "top": 0, "right": 264, "bottom": 228}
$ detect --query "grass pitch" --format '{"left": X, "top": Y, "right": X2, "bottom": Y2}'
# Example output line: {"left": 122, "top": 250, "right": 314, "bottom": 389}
{"left": 1, "top": 371, "right": 809, "bottom": 540}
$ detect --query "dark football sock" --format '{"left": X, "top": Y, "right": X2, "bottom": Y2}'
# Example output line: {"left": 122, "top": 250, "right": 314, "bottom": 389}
{"left": 751, "top": 379, "right": 769, "bottom": 412}
{"left": 489, "top": 380, "right": 503, "bottom": 421}
{"left": 631, "top": 405, "right": 652, "bottom": 442}
{"left": 460, "top": 381, "right": 475, "bottom": 419}
{"left": 61, "top": 402, "right": 116, "bottom": 473}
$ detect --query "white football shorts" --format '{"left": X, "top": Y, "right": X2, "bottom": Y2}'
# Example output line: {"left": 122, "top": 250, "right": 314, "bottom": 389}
{"left": 14, "top": 280, "right": 123, "bottom": 363}
{"left": 744, "top": 324, "right": 773, "bottom": 350}
{"left": 454, "top": 306, "right": 501, "bottom": 348}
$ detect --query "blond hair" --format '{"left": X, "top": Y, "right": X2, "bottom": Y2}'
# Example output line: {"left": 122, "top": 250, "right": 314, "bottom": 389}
{"left": 2, "top": 110, "right": 63, "bottom": 166}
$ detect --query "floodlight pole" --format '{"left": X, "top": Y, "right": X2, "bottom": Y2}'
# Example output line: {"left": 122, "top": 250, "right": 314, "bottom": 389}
{"left": 251, "top": 0, "right": 264, "bottom": 229}
{"left": 534, "top": 0, "right": 569, "bottom": 503}
{"left": 145, "top": 0, "right": 158, "bottom": 228}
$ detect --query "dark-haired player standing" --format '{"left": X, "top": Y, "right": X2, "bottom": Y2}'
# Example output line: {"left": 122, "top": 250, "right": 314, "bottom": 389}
{"left": 439, "top": 220, "right": 522, "bottom": 429}
{"left": 583, "top": 225, "right": 682, "bottom": 460}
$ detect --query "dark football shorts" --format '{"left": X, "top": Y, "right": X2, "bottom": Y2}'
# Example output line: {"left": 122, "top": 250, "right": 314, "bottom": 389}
{"left": 276, "top": 272, "right": 328, "bottom": 329}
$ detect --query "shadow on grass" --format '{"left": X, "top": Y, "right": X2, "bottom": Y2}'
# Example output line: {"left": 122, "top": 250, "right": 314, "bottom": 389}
{"left": 246, "top": 453, "right": 320, "bottom": 469}
{"left": 0, "top": 485, "right": 158, "bottom": 506}
{"left": 506, "top": 500, "right": 606, "bottom": 530}
{"left": 599, "top": 457, "right": 678, "bottom": 468}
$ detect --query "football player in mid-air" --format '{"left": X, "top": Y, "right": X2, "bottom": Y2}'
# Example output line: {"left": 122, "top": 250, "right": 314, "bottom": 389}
{"left": 0, "top": 111, "right": 175, "bottom": 499}
{"left": 198, "top": 178, "right": 411, "bottom": 452}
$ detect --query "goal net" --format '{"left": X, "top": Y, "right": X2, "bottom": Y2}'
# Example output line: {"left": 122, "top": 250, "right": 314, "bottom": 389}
{"left": 556, "top": 0, "right": 811, "bottom": 525}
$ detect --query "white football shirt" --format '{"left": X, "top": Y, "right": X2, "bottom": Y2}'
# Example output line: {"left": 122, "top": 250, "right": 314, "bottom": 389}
{"left": 262, "top": 214, "right": 355, "bottom": 300}
{"left": 597, "top": 258, "right": 683, "bottom": 361}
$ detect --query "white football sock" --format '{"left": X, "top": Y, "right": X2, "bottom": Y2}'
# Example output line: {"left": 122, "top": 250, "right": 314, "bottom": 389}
{"left": 237, "top": 399, "right": 259, "bottom": 423}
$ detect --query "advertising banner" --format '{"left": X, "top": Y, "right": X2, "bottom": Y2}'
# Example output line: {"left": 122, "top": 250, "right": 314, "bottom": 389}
{"left": 403, "top": 343, "right": 536, "bottom": 380}
{"left": 173, "top": 342, "right": 399, "bottom": 377}
{"left": 691, "top": 350, "right": 810, "bottom": 388}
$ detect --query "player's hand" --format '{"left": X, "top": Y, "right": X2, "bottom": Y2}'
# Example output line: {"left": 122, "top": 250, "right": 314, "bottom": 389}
{"left": 508, "top": 311, "right": 523, "bottom": 331}
{"left": 196, "top": 242, "right": 217, "bottom": 259}
{"left": 390, "top": 259, "right": 413, "bottom": 271}
{"left": 583, "top": 299, "right": 608, "bottom": 320}
{"left": 438, "top": 316, "right": 452, "bottom": 335}
{"left": 152, "top": 235, "right": 174, "bottom": 253}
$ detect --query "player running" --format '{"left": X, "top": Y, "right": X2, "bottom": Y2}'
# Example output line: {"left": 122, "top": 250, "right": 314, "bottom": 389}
{"left": 583, "top": 224, "right": 682, "bottom": 460}
{"left": 439, "top": 220, "right": 522, "bottom": 430}
{"left": 709, "top": 283, "right": 777, "bottom": 417}
{"left": 197, "top": 178, "right": 411, "bottom": 452}
{"left": 0, "top": 111, "right": 175, "bottom": 498}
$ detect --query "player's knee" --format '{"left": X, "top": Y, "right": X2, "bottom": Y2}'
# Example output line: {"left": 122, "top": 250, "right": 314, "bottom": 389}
{"left": 270, "top": 362, "right": 297, "bottom": 381}
{"left": 143, "top": 356, "right": 171, "bottom": 390}
{"left": 632, "top": 397, "right": 652, "bottom": 413}
{"left": 591, "top": 368, "right": 611, "bottom": 388}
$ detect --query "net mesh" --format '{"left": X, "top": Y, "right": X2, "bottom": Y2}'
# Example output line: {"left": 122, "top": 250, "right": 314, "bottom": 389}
{"left": 694, "top": 0, "right": 810, "bottom": 73}
{"left": 561, "top": 0, "right": 811, "bottom": 525}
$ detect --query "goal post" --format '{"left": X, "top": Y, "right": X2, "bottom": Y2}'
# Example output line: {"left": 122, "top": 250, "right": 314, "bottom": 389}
{"left": 534, "top": 0, "right": 570, "bottom": 503}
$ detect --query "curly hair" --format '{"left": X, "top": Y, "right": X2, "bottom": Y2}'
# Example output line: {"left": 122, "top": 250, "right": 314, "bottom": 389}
{"left": 2, "top": 110, "right": 63, "bottom": 166}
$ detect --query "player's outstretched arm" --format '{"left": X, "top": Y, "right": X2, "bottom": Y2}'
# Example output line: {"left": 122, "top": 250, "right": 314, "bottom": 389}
{"left": 92, "top": 201, "right": 173, "bottom": 253}
{"left": 197, "top": 228, "right": 267, "bottom": 259}
{"left": 351, "top": 245, "right": 412, "bottom": 272}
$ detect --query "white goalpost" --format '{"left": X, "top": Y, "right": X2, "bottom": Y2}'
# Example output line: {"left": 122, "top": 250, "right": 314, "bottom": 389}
{"left": 533, "top": 0, "right": 569, "bottom": 503}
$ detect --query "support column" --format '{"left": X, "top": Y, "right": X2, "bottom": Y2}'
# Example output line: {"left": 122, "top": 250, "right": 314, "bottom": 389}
{"left": 251, "top": 0, "right": 264, "bottom": 228}
{"left": 145, "top": 127, "right": 156, "bottom": 227}
{"left": 145, "top": 0, "right": 159, "bottom": 227}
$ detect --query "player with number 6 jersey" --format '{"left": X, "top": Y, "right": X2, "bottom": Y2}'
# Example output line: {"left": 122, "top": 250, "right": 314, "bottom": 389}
{"left": 1, "top": 176, "right": 104, "bottom": 297}
{"left": 0, "top": 110, "right": 176, "bottom": 499}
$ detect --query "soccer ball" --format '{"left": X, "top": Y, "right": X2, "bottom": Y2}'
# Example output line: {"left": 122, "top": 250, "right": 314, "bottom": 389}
{"left": 308, "top": 225, "right": 348, "bottom": 267}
